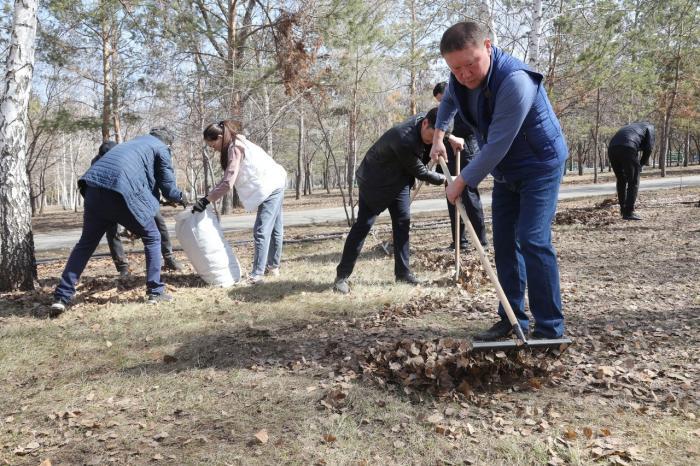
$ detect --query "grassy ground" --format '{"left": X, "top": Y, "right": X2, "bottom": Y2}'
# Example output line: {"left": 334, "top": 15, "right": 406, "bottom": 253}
{"left": 2, "top": 188, "right": 699, "bottom": 465}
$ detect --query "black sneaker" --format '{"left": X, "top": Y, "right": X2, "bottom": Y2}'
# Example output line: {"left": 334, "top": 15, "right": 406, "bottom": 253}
{"left": 474, "top": 320, "right": 521, "bottom": 341}
{"left": 118, "top": 267, "right": 130, "bottom": 279}
{"left": 622, "top": 212, "right": 642, "bottom": 221}
{"left": 147, "top": 293, "right": 174, "bottom": 304}
{"left": 396, "top": 272, "right": 422, "bottom": 285}
{"left": 333, "top": 277, "right": 350, "bottom": 294}
{"left": 163, "top": 256, "right": 184, "bottom": 272}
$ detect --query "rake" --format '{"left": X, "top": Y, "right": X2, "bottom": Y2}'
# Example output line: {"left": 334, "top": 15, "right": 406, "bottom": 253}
{"left": 437, "top": 157, "right": 572, "bottom": 352}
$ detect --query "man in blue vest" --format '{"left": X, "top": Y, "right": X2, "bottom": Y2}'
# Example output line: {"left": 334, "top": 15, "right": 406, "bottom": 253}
{"left": 47, "top": 128, "right": 187, "bottom": 317}
{"left": 430, "top": 22, "right": 568, "bottom": 340}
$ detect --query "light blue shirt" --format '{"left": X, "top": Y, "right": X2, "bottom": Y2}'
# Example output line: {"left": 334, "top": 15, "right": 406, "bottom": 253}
{"left": 436, "top": 71, "right": 538, "bottom": 187}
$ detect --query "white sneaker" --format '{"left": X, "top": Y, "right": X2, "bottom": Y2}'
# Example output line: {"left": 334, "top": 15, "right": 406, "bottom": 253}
{"left": 247, "top": 274, "right": 264, "bottom": 285}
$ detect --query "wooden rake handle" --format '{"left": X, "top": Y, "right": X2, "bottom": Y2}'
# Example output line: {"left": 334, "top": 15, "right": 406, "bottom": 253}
{"left": 437, "top": 157, "right": 525, "bottom": 342}
{"left": 410, "top": 160, "right": 436, "bottom": 203}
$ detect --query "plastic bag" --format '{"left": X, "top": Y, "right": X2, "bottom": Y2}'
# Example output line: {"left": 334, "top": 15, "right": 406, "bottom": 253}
{"left": 175, "top": 207, "right": 242, "bottom": 287}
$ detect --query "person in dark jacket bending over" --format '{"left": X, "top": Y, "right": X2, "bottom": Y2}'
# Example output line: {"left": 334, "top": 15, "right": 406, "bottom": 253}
{"left": 608, "top": 122, "right": 655, "bottom": 221}
{"left": 48, "top": 128, "right": 187, "bottom": 317}
{"left": 93, "top": 141, "right": 184, "bottom": 278}
{"left": 433, "top": 82, "right": 488, "bottom": 249}
{"left": 333, "top": 108, "right": 454, "bottom": 294}
{"left": 430, "top": 22, "right": 568, "bottom": 341}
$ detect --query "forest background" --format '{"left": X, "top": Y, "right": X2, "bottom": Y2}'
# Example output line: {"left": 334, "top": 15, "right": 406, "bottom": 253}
{"left": 1, "top": 0, "right": 698, "bottom": 216}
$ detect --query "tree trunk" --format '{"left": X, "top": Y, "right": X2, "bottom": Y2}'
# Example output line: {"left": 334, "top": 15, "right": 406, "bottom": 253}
{"left": 592, "top": 87, "right": 601, "bottom": 184}
{"left": 659, "top": 54, "right": 681, "bottom": 177}
{"left": 295, "top": 111, "right": 304, "bottom": 200}
{"left": 101, "top": 12, "right": 113, "bottom": 142}
{"left": 0, "top": 0, "right": 38, "bottom": 291}
{"left": 527, "top": 0, "right": 543, "bottom": 70}
{"left": 478, "top": 0, "right": 498, "bottom": 45}
{"left": 408, "top": 0, "right": 417, "bottom": 115}
{"left": 111, "top": 28, "right": 122, "bottom": 143}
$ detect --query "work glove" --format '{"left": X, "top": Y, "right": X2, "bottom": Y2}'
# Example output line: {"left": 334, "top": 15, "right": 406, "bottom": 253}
{"left": 191, "top": 197, "right": 210, "bottom": 213}
{"left": 179, "top": 192, "right": 189, "bottom": 209}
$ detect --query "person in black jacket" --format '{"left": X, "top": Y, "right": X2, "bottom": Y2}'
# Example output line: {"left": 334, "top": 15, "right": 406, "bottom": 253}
{"left": 608, "top": 122, "right": 655, "bottom": 220}
{"left": 93, "top": 141, "right": 184, "bottom": 278}
{"left": 433, "top": 82, "right": 488, "bottom": 249}
{"left": 333, "top": 108, "right": 451, "bottom": 294}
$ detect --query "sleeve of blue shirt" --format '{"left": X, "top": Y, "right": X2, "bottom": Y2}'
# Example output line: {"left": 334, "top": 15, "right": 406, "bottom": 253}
{"left": 460, "top": 71, "right": 538, "bottom": 187}
{"left": 435, "top": 82, "right": 459, "bottom": 132}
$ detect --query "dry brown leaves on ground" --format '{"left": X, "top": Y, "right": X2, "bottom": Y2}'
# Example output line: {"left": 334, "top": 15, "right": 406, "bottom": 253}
{"left": 555, "top": 198, "right": 619, "bottom": 226}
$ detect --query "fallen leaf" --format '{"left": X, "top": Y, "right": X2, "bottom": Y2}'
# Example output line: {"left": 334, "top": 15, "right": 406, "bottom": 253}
{"left": 39, "top": 460, "right": 52, "bottom": 466}
{"left": 563, "top": 428, "right": 577, "bottom": 440}
{"left": 583, "top": 427, "right": 593, "bottom": 439}
{"left": 322, "top": 434, "right": 336, "bottom": 443}
{"left": 254, "top": 429, "right": 269, "bottom": 445}
{"left": 163, "top": 355, "right": 178, "bottom": 364}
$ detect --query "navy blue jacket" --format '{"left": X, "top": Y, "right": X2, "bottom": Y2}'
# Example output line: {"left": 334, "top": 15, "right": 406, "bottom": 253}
{"left": 448, "top": 46, "right": 568, "bottom": 181}
{"left": 81, "top": 135, "right": 182, "bottom": 227}
{"left": 609, "top": 122, "right": 655, "bottom": 166}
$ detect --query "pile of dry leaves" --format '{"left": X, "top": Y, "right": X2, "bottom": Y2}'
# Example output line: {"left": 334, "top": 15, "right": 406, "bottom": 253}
{"left": 555, "top": 198, "right": 619, "bottom": 226}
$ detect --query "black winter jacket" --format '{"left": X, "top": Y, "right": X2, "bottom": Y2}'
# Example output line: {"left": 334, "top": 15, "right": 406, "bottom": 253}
{"left": 356, "top": 114, "right": 445, "bottom": 214}
{"left": 609, "top": 122, "right": 655, "bottom": 166}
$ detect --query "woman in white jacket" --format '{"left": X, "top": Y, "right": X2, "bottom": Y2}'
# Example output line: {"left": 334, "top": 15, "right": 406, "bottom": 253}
{"left": 194, "top": 120, "right": 287, "bottom": 284}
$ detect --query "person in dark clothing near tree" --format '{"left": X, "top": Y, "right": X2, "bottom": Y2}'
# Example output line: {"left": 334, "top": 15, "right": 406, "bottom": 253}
{"left": 608, "top": 122, "right": 655, "bottom": 221}
{"left": 333, "top": 108, "right": 456, "bottom": 294}
{"left": 93, "top": 141, "right": 185, "bottom": 277}
{"left": 47, "top": 128, "right": 188, "bottom": 317}
{"left": 433, "top": 82, "right": 488, "bottom": 249}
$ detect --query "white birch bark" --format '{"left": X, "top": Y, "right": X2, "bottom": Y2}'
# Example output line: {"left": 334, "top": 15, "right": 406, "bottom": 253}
{"left": 0, "top": 0, "right": 39, "bottom": 291}
{"left": 479, "top": 0, "right": 499, "bottom": 46}
{"left": 527, "top": 0, "right": 543, "bottom": 70}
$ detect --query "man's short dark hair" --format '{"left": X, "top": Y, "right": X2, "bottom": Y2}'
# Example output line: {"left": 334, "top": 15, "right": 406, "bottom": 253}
{"left": 433, "top": 82, "right": 447, "bottom": 97}
{"left": 149, "top": 127, "right": 174, "bottom": 147}
{"left": 98, "top": 140, "right": 117, "bottom": 158}
{"left": 440, "top": 21, "right": 489, "bottom": 55}
{"left": 425, "top": 107, "right": 438, "bottom": 128}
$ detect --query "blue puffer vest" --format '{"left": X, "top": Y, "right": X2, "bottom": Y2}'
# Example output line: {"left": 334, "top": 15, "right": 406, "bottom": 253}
{"left": 450, "top": 46, "right": 568, "bottom": 181}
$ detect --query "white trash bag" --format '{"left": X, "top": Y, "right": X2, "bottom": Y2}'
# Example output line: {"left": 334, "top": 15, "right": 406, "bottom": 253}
{"left": 175, "top": 207, "right": 242, "bottom": 287}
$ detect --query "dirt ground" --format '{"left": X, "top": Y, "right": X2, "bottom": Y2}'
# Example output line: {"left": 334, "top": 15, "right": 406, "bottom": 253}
{"left": 1, "top": 186, "right": 699, "bottom": 465}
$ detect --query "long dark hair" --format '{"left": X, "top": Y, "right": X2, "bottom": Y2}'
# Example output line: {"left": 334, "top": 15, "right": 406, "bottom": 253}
{"left": 203, "top": 120, "right": 241, "bottom": 169}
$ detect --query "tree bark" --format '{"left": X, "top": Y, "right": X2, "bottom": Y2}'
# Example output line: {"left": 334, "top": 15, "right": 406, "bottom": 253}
{"left": 295, "top": 111, "right": 304, "bottom": 200}
{"left": 527, "top": 0, "right": 543, "bottom": 70}
{"left": 0, "top": 0, "right": 39, "bottom": 291}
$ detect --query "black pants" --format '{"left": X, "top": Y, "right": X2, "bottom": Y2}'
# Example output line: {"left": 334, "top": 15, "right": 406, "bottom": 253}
{"left": 608, "top": 145, "right": 640, "bottom": 215}
{"left": 106, "top": 211, "right": 174, "bottom": 272}
{"left": 337, "top": 186, "right": 410, "bottom": 279}
{"left": 446, "top": 185, "right": 488, "bottom": 247}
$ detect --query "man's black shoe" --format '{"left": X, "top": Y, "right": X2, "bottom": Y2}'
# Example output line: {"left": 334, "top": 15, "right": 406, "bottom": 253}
{"left": 163, "top": 256, "right": 184, "bottom": 272}
{"left": 530, "top": 330, "right": 564, "bottom": 340}
{"left": 448, "top": 241, "right": 470, "bottom": 251}
{"left": 473, "top": 319, "right": 522, "bottom": 341}
{"left": 118, "top": 267, "right": 130, "bottom": 279}
{"left": 147, "top": 293, "right": 174, "bottom": 304}
{"left": 396, "top": 273, "right": 421, "bottom": 285}
{"left": 622, "top": 212, "right": 642, "bottom": 221}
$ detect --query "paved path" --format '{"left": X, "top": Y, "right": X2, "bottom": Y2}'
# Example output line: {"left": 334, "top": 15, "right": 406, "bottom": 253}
{"left": 34, "top": 175, "right": 700, "bottom": 251}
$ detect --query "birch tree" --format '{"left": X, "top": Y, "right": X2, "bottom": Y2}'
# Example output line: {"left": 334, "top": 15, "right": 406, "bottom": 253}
{"left": 0, "top": 0, "right": 39, "bottom": 291}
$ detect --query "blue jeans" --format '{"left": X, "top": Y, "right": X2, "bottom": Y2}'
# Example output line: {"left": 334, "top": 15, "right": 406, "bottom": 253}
{"left": 54, "top": 186, "right": 164, "bottom": 302}
{"left": 251, "top": 188, "right": 284, "bottom": 277}
{"left": 492, "top": 164, "right": 565, "bottom": 338}
{"left": 336, "top": 185, "right": 411, "bottom": 279}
